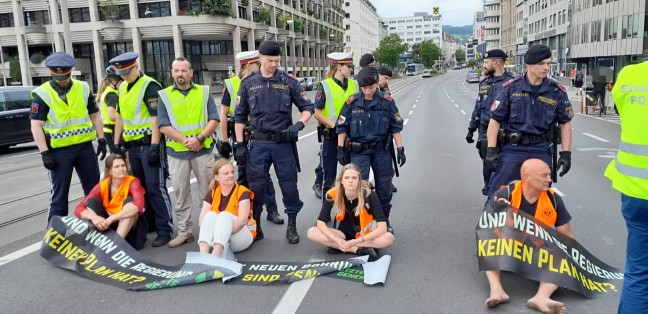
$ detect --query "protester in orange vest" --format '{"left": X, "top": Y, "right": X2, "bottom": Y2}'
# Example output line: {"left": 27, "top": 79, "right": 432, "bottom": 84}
{"left": 307, "top": 163, "right": 394, "bottom": 261}
{"left": 485, "top": 158, "right": 574, "bottom": 313}
{"left": 198, "top": 158, "right": 256, "bottom": 257}
{"left": 75, "top": 154, "right": 147, "bottom": 249}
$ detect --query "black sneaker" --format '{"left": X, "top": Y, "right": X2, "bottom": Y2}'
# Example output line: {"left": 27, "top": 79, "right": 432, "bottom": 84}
{"left": 312, "top": 182, "right": 323, "bottom": 199}
{"left": 152, "top": 234, "right": 170, "bottom": 247}
{"left": 391, "top": 183, "right": 397, "bottom": 193}
{"left": 387, "top": 220, "right": 394, "bottom": 235}
{"left": 356, "top": 247, "right": 378, "bottom": 262}
{"left": 267, "top": 211, "right": 284, "bottom": 224}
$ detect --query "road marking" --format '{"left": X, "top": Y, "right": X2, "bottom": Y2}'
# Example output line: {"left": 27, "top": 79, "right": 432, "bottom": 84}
{"left": 450, "top": 99, "right": 454, "bottom": 103}
{"left": 460, "top": 110, "right": 466, "bottom": 115}
{"left": 461, "top": 80, "right": 478, "bottom": 94}
{"left": 582, "top": 132, "right": 610, "bottom": 143}
{"left": 576, "top": 113, "right": 621, "bottom": 125}
{"left": 413, "top": 105, "right": 416, "bottom": 109}
{"left": 272, "top": 278, "right": 317, "bottom": 314}
{"left": 409, "top": 110, "right": 414, "bottom": 116}
{"left": 7, "top": 151, "right": 40, "bottom": 159}
{"left": 598, "top": 155, "right": 616, "bottom": 159}
{"left": 0, "top": 242, "right": 41, "bottom": 267}
{"left": 553, "top": 187, "right": 565, "bottom": 197}
{"left": 299, "top": 130, "right": 317, "bottom": 140}
{"left": 454, "top": 104, "right": 459, "bottom": 108}
{"left": 404, "top": 118, "right": 409, "bottom": 125}
{"left": 415, "top": 99, "right": 418, "bottom": 102}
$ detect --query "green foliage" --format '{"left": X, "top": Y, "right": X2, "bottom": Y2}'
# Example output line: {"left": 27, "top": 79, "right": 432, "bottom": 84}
{"left": 241, "top": 0, "right": 249, "bottom": 6}
{"left": 414, "top": 40, "right": 442, "bottom": 68}
{"left": 277, "top": 13, "right": 289, "bottom": 28}
{"left": 254, "top": 5, "right": 271, "bottom": 23}
{"left": 319, "top": 27, "right": 328, "bottom": 39}
{"left": 9, "top": 58, "right": 21, "bottom": 82}
{"left": 293, "top": 18, "right": 304, "bottom": 32}
{"left": 202, "top": 0, "right": 232, "bottom": 17}
{"left": 99, "top": 0, "right": 121, "bottom": 21}
{"left": 307, "top": 8, "right": 315, "bottom": 16}
{"left": 467, "top": 59, "right": 478, "bottom": 68}
{"left": 373, "top": 34, "right": 408, "bottom": 68}
{"left": 455, "top": 48, "right": 466, "bottom": 63}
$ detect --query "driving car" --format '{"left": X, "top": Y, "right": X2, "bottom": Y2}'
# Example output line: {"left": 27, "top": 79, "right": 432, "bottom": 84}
{"left": 0, "top": 86, "right": 36, "bottom": 149}
{"left": 300, "top": 77, "right": 319, "bottom": 91}
{"left": 422, "top": 69, "right": 431, "bottom": 77}
{"left": 466, "top": 73, "right": 480, "bottom": 83}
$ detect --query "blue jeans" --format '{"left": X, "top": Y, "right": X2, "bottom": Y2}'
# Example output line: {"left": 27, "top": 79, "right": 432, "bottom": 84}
{"left": 619, "top": 194, "right": 648, "bottom": 313}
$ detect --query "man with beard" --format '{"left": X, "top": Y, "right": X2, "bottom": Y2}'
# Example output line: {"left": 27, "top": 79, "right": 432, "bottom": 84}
{"left": 467, "top": 49, "right": 515, "bottom": 195}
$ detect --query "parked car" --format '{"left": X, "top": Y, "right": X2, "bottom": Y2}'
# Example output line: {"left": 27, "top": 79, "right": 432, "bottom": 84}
{"left": 422, "top": 69, "right": 432, "bottom": 77}
{"left": 300, "top": 77, "right": 319, "bottom": 91}
{"left": 0, "top": 86, "right": 36, "bottom": 149}
{"left": 466, "top": 73, "right": 480, "bottom": 83}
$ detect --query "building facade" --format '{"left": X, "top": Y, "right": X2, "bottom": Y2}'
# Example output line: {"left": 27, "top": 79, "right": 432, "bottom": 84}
{"left": 522, "top": 0, "right": 570, "bottom": 71}
{"left": 570, "top": 0, "right": 648, "bottom": 76}
{"left": 383, "top": 11, "right": 443, "bottom": 51}
{"left": 0, "top": 0, "right": 345, "bottom": 92}
{"left": 500, "top": 0, "right": 517, "bottom": 59}
{"left": 473, "top": 11, "right": 485, "bottom": 45}
{"left": 343, "top": 0, "right": 381, "bottom": 66}
{"left": 484, "top": 0, "right": 501, "bottom": 49}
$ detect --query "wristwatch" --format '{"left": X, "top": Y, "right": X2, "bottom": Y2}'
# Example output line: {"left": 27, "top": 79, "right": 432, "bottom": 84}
{"left": 196, "top": 134, "right": 206, "bottom": 144}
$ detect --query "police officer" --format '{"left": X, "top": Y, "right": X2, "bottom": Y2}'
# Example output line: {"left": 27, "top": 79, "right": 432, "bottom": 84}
{"left": 605, "top": 60, "right": 648, "bottom": 313}
{"left": 97, "top": 66, "right": 123, "bottom": 153}
{"left": 377, "top": 66, "right": 398, "bottom": 193}
{"left": 313, "top": 51, "right": 358, "bottom": 203}
{"left": 336, "top": 67, "right": 405, "bottom": 231}
{"left": 30, "top": 52, "right": 107, "bottom": 221}
{"left": 484, "top": 45, "right": 573, "bottom": 199}
{"left": 158, "top": 57, "right": 219, "bottom": 248}
{"left": 233, "top": 41, "right": 314, "bottom": 243}
{"left": 359, "top": 53, "right": 376, "bottom": 68}
{"left": 466, "top": 49, "right": 515, "bottom": 195}
{"left": 110, "top": 52, "right": 174, "bottom": 247}
{"left": 218, "top": 50, "right": 284, "bottom": 225}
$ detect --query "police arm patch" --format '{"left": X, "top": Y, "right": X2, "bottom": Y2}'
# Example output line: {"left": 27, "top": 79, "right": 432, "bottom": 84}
{"left": 346, "top": 96, "right": 355, "bottom": 104}
{"left": 503, "top": 79, "right": 514, "bottom": 87}
{"left": 316, "top": 91, "right": 322, "bottom": 100}
{"left": 147, "top": 97, "right": 158, "bottom": 109}
{"left": 394, "top": 112, "right": 403, "bottom": 124}
{"left": 384, "top": 94, "right": 393, "bottom": 101}
{"left": 337, "top": 115, "right": 346, "bottom": 125}
{"left": 491, "top": 100, "right": 501, "bottom": 111}
{"left": 31, "top": 103, "right": 39, "bottom": 113}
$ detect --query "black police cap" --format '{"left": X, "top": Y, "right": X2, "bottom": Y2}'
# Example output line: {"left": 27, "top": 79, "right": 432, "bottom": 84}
{"left": 377, "top": 66, "right": 393, "bottom": 77}
{"left": 258, "top": 41, "right": 282, "bottom": 56}
{"left": 359, "top": 53, "right": 375, "bottom": 67}
{"left": 524, "top": 45, "right": 552, "bottom": 64}
{"left": 484, "top": 49, "right": 507, "bottom": 60}
{"left": 357, "top": 67, "right": 379, "bottom": 87}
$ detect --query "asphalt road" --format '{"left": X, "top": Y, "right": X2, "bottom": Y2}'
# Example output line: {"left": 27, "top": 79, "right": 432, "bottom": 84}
{"left": 0, "top": 71, "right": 626, "bottom": 313}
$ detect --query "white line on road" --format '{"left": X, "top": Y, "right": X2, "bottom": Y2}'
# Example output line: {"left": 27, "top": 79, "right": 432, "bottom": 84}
{"left": 299, "top": 130, "right": 317, "bottom": 140}
{"left": 7, "top": 151, "right": 40, "bottom": 159}
{"left": 454, "top": 104, "right": 459, "bottom": 108}
{"left": 0, "top": 243, "right": 41, "bottom": 267}
{"left": 415, "top": 99, "right": 418, "bottom": 102}
{"left": 582, "top": 132, "right": 610, "bottom": 143}
{"left": 450, "top": 99, "right": 454, "bottom": 103}
{"left": 273, "top": 278, "right": 316, "bottom": 314}
{"left": 553, "top": 187, "right": 565, "bottom": 197}
{"left": 460, "top": 110, "right": 466, "bottom": 115}
{"left": 409, "top": 110, "right": 414, "bottom": 116}
{"left": 404, "top": 118, "right": 409, "bottom": 125}
{"left": 413, "top": 105, "right": 416, "bottom": 109}
{"left": 598, "top": 155, "right": 616, "bottom": 159}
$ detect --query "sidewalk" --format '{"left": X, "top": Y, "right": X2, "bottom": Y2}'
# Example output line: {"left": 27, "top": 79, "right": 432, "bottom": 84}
{"left": 563, "top": 84, "right": 616, "bottom": 117}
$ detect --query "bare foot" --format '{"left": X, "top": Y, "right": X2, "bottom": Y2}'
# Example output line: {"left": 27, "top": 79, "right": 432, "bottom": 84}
{"left": 485, "top": 292, "right": 509, "bottom": 308}
{"left": 527, "top": 297, "right": 566, "bottom": 314}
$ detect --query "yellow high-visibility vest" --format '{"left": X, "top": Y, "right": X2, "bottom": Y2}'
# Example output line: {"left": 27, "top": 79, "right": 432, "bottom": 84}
{"left": 118, "top": 75, "right": 156, "bottom": 142}
{"left": 100, "top": 86, "right": 117, "bottom": 133}
{"left": 321, "top": 78, "right": 358, "bottom": 123}
{"left": 224, "top": 75, "right": 241, "bottom": 115}
{"left": 158, "top": 84, "right": 213, "bottom": 152}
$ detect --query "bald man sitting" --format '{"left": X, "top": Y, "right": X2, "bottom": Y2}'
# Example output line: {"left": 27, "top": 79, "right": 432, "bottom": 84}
{"left": 486, "top": 158, "right": 574, "bottom": 314}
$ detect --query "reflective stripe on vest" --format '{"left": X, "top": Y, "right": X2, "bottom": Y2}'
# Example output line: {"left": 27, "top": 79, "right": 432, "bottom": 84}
{"left": 32, "top": 80, "right": 95, "bottom": 149}
{"left": 210, "top": 184, "right": 257, "bottom": 239}
{"left": 509, "top": 181, "right": 557, "bottom": 227}
{"left": 99, "top": 176, "right": 137, "bottom": 215}
{"left": 224, "top": 76, "right": 241, "bottom": 114}
{"left": 158, "top": 84, "right": 213, "bottom": 152}
{"left": 100, "top": 86, "right": 117, "bottom": 133}
{"left": 118, "top": 75, "right": 155, "bottom": 141}
{"left": 605, "top": 61, "right": 648, "bottom": 200}
{"left": 327, "top": 188, "right": 375, "bottom": 238}
{"left": 321, "top": 78, "right": 358, "bottom": 123}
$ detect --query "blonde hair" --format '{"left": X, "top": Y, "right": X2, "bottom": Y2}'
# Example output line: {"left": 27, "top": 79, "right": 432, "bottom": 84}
{"left": 95, "top": 77, "right": 121, "bottom": 103}
{"left": 209, "top": 158, "right": 235, "bottom": 190}
{"left": 324, "top": 64, "right": 338, "bottom": 79}
{"left": 329, "top": 164, "right": 371, "bottom": 218}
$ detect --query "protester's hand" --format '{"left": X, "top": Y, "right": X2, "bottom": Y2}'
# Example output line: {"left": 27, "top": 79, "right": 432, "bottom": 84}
{"left": 492, "top": 197, "right": 511, "bottom": 205}
{"left": 91, "top": 216, "right": 108, "bottom": 231}
{"left": 96, "top": 138, "right": 107, "bottom": 160}
{"left": 466, "top": 128, "right": 476, "bottom": 143}
{"left": 234, "top": 142, "right": 248, "bottom": 166}
{"left": 557, "top": 151, "right": 572, "bottom": 177}
{"left": 484, "top": 147, "right": 499, "bottom": 170}
{"left": 41, "top": 151, "right": 57, "bottom": 170}
{"left": 283, "top": 121, "right": 305, "bottom": 142}
{"left": 148, "top": 144, "right": 160, "bottom": 166}
{"left": 216, "top": 141, "right": 232, "bottom": 159}
{"left": 336, "top": 238, "right": 351, "bottom": 252}
{"left": 397, "top": 147, "right": 406, "bottom": 167}
{"left": 337, "top": 146, "right": 350, "bottom": 166}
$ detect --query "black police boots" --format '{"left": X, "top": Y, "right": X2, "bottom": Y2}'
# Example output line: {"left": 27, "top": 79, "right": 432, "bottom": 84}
{"left": 312, "top": 182, "right": 323, "bottom": 199}
{"left": 255, "top": 219, "right": 264, "bottom": 241}
{"left": 286, "top": 214, "right": 299, "bottom": 244}
{"left": 267, "top": 211, "right": 284, "bottom": 224}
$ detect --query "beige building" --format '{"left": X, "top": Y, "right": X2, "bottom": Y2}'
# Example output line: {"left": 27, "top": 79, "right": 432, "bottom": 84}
{"left": 484, "top": 0, "right": 501, "bottom": 49}
{"left": 500, "top": 0, "right": 517, "bottom": 59}
{"left": 343, "top": 0, "right": 381, "bottom": 66}
{"left": 0, "top": 0, "right": 344, "bottom": 91}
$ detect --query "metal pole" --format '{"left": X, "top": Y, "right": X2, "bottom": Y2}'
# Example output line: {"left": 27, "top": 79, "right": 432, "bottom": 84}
{"left": 0, "top": 41, "right": 6, "bottom": 86}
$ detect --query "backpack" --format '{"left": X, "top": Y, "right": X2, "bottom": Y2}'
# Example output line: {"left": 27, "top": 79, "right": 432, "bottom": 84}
{"left": 575, "top": 73, "right": 583, "bottom": 82}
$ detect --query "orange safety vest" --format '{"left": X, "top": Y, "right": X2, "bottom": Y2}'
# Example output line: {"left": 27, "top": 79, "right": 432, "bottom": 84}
{"left": 327, "top": 188, "right": 374, "bottom": 239}
{"left": 99, "top": 176, "right": 137, "bottom": 215}
{"left": 508, "top": 181, "right": 557, "bottom": 227}
{"left": 210, "top": 184, "right": 257, "bottom": 239}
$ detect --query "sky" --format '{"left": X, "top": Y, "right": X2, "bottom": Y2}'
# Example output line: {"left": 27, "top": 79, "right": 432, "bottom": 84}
{"left": 369, "top": 0, "right": 483, "bottom": 26}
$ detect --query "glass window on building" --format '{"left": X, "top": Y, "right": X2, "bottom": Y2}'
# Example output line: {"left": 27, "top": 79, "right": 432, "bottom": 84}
{"left": 631, "top": 13, "right": 639, "bottom": 38}
{"left": 605, "top": 17, "right": 617, "bottom": 40}
{"left": 143, "top": 40, "right": 174, "bottom": 86}
{"left": 23, "top": 11, "right": 50, "bottom": 26}
{"left": 591, "top": 20, "right": 601, "bottom": 42}
{"left": 582, "top": 22, "right": 589, "bottom": 43}
{"left": 179, "top": 0, "right": 203, "bottom": 14}
{"left": 0, "top": 13, "right": 14, "bottom": 28}
{"left": 645, "top": 13, "right": 648, "bottom": 37}
{"left": 103, "top": 42, "right": 135, "bottom": 66}
{"left": 99, "top": 4, "right": 130, "bottom": 20}
{"left": 139, "top": 2, "right": 172, "bottom": 18}
{"left": 69, "top": 7, "right": 91, "bottom": 23}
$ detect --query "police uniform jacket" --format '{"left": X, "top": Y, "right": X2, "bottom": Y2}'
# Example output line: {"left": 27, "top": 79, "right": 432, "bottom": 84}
{"left": 336, "top": 90, "right": 404, "bottom": 143}
{"left": 470, "top": 71, "right": 515, "bottom": 132}
{"left": 233, "top": 70, "right": 314, "bottom": 134}
{"left": 491, "top": 75, "right": 573, "bottom": 136}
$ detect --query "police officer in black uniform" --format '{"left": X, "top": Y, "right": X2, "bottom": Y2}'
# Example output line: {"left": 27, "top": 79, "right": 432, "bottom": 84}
{"left": 466, "top": 49, "right": 515, "bottom": 195}
{"left": 484, "top": 45, "right": 573, "bottom": 199}
{"left": 233, "top": 41, "right": 314, "bottom": 243}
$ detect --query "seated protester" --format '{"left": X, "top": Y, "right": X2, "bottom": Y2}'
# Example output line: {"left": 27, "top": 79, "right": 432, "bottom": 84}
{"left": 198, "top": 159, "right": 256, "bottom": 257}
{"left": 74, "top": 154, "right": 147, "bottom": 250}
{"left": 485, "top": 158, "right": 573, "bottom": 314}
{"left": 307, "top": 163, "right": 394, "bottom": 261}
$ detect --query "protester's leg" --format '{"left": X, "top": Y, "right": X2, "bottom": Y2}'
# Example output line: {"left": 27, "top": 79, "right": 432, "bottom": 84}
{"left": 306, "top": 227, "right": 347, "bottom": 249}
{"left": 527, "top": 282, "right": 565, "bottom": 314}
{"left": 354, "top": 231, "right": 394, "bottom": 250}
{"left": 210, "top": 212, "right": 239, "bottom": 257}
{"left": 115, "top": 202, "right": 138, "bottom": 239}
{"left": 229, "top": 224, "right": 254, "bottom": 252}
{"left": 197, "top": 211, "right": 218, "bottom": 254}
{"left": 484, "top": 270, "right": 510, "bottom": 308}
{"left": 619, "top": 194, "right": 648, "bottom": 313}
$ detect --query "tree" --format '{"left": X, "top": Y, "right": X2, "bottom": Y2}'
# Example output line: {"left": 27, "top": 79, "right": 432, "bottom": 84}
{"left": 254, "top": 5, "right": 271, "bottom": 24}
{"left": 467, "top": 59, "right": 478, "bottom": 69}
{"left": 455, "top": 48, "right": 466, "bottom": 63}
{"left": 9, "top": 58, "right": 21, "bottom": 83}
{"left": 98, "top": 0, "right": 121, "bottom": 21}
{"left": 202, "top": 0, "right": 232, "bottom": 17}
{"left": 373, "top": 34, "right": 408, "bottom": 68}
{"left": 417, "top": 40, "right": 442, "bottom": 68}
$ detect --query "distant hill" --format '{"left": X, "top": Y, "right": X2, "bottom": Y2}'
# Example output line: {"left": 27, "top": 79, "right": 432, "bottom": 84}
{"left": 443, "top": 25, "right": 472, "bottom": 37}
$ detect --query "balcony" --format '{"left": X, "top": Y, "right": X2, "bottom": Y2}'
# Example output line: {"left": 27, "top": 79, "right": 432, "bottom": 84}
{"left": 485, "top": 21, "right": 500, "bottom": 30}
{"left": 484, "top": 10, "right": 500, "bottom": 18}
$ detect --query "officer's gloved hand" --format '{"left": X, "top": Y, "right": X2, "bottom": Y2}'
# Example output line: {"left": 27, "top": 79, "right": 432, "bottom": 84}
{"left": 96, "top": 138, "right": 107, "bottom": 161}
{"left": 112, "top": 144, "right": 127, "bottom": 158}
{"left": 397, "top": 147, "right": 406, "bottom": 166}
{"left": 107, "top": 141, "right": 117, "bottom": 154}
{"left": 234, "top": 142, "right": 248, "bottom": 166}
{"left": 557, "top": 151, "right": 572, "bottom": 177}
{"left": 41, "top": 151, "right": 57, "bottom": 170}
{"left": 337, "top": 146, "right": 350, "bottom": 166}
{"left": 466, "top": 128, "right": 476, "bottom": 144}
{"left": 216, "top": 141, "right": 232, "bottom": 159}
{"left": 148, "top": 144, "right": 160, "bottom": 166}
{"left": 484, "top": 147, "right": 500, "bottom": 170}
{"left": 283, "top": 121, "right": 305, "bottom": 142}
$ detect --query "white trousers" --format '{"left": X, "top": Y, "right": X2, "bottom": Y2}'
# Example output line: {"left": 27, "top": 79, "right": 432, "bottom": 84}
{"left": 198, "top": 211, "right": 252, "bottom": 253}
